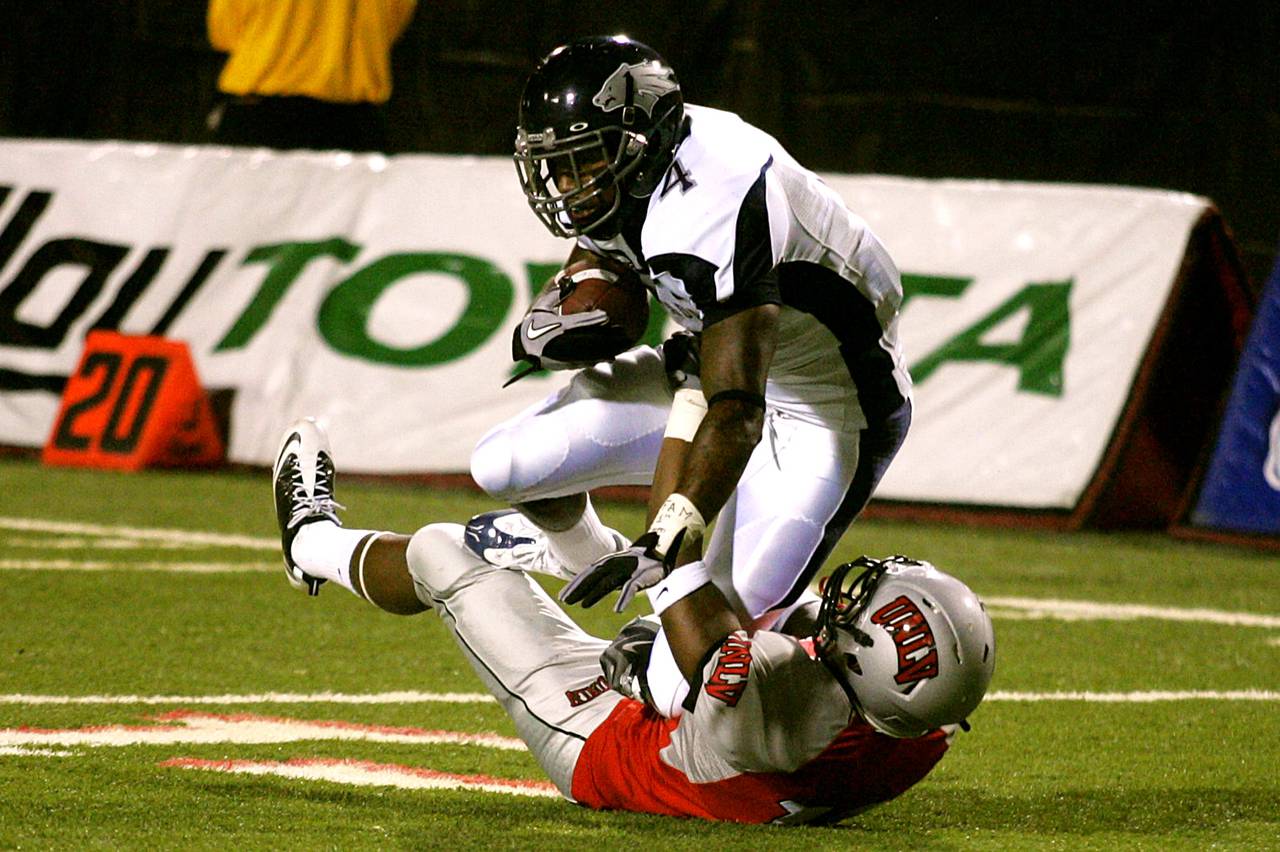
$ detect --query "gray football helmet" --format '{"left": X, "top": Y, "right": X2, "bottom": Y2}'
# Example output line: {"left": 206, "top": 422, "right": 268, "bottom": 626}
{"left": 815, "top": 555, "right": 996, "bottom": 738}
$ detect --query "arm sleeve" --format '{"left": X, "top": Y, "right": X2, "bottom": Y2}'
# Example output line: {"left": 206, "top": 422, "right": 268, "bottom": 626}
{"left": 685, "top": 629, "right": 854, "bottom": 774}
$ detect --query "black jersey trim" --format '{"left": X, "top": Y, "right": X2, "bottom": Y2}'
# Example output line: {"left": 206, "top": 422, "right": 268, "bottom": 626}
{"left": 645, "top": 157, "right": 783, "bottom": 329}
{"left": 776, "top": 262, "right": 906, "bottom": 422}
{"left": 647, "top": 252, "right": 717, "bottom": 308}
{"left": 435, "top": 595, "right": 590, "bottom": 744}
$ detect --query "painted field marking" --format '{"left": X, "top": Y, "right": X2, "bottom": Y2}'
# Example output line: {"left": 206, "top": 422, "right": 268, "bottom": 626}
{"left": 988, "top": 690, "right": 1280, "bottom": 702}
{"left": 4, "top": 537, "right": 199, "bottom": 550}
{"left": 0, "top": 560, "right": 273, "bottom": 573}
{"left": 986, "top": 597, "right": 1280, "bottom": 629}
{"left": 0, "top": 691, "right": 496, "bottom": 705}
{"left": 0, "top": 746, "right": 75, "bottom": 757}
{"left": 0, "top": 517, "right": 276, "bottom": 550}
{"left": 161, "top": 757, "right": 559, "bottom": 798}
{"left": 0, "top": 710, "right": 525, "bottom": 750}
{"left": 3, "top": 690, "right": 1277, "bottom": 707}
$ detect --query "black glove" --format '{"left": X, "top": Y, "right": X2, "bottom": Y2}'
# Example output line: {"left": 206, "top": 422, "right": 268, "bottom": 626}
{"left": 559, "top": 530, "right": 685, "bottom": 612}
{"left": 599, "top": 615, "right": 659, "bottom": 705}
{"left": 660, "top": 331, "right": 702, "bottom": 390}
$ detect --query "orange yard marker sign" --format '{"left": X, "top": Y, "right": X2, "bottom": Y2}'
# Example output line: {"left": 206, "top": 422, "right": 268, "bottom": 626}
{"left": 43, "top": 331, "right": 224, "bottom": 470}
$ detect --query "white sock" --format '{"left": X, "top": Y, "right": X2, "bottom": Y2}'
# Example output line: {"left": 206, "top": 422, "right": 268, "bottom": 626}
{"left": 291, "top": 521, "right": 382, "bottom": 596}
{"left": 544, "top": 497, "right": 626, "bottom": 572}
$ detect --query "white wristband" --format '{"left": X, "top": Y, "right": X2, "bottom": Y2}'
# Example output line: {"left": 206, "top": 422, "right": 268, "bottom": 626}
{"left": 650, "top": 492, "right": 706, "bottom": 557}
{"left": 647, "top": 560, "right": 712, "bottom": 616}
{"left": 663, "top": 388, "right": 708, "bottom": 442}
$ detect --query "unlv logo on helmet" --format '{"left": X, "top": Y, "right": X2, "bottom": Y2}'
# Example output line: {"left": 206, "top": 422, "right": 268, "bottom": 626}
{"left": 592, "top": 61, "right": 678, "bottom": 117}
{"left": 870, "top": 595, "right": 940, "bottom": 689}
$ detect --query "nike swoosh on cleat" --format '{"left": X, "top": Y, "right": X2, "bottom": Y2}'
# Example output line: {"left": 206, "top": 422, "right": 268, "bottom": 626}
{"left": 525, "top": 320, "right": 562, "bottom": 340}
{"left": 274, "top": 431, "right": 301, "bottom": 473}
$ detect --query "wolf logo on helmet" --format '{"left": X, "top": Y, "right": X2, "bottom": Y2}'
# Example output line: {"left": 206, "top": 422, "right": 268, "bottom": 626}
{"left": 592, "top": 61, "right": 680, "bottom": 118}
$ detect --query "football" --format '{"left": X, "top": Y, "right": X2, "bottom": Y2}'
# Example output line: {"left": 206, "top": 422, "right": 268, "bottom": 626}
{"left": 557, "top": 256, "right": 649, "bottom": 346}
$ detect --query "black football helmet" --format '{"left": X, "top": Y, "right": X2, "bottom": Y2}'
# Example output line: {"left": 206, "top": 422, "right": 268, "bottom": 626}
{"left": 514, "top": 35, "right": 685, "bottom": 239}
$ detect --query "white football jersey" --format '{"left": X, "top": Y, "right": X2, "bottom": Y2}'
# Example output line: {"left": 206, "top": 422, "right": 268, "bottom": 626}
{"left": 580, "top": 104, "right": 912, "bottom": 428}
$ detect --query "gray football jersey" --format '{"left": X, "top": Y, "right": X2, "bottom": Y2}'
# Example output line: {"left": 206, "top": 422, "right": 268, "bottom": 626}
{"left": 662, "top": 629, "right": 854, "bottom": 781}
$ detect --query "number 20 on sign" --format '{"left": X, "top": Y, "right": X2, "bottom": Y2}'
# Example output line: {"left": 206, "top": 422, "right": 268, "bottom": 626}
{"left": 42, "top": 331, "right": 225, "bottom": 471}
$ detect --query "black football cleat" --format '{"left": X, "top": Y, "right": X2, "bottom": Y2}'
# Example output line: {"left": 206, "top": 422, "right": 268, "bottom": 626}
{"left": 272, "top": 417, "right": 343, "bottom": 596}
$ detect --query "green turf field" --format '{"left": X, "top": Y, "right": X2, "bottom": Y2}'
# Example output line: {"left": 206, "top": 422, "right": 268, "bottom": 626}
{"left": 1, "top": 458, "right": 1277, "bottom": 849}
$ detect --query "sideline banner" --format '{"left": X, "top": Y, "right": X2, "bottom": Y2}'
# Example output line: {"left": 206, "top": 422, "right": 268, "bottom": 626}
{"left": 1188, "top": 246, "right": 1280, "bottom": 535}
{"left": 0, "top": 140, "right": 1208, "bottom": 511}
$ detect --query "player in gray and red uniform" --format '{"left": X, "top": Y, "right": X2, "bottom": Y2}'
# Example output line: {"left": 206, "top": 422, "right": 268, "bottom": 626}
{"left": 455, "top": 35, "right": 915, "bottom": 718}
{"left": 272, "top": 418, "right": 995, "bottom": 824}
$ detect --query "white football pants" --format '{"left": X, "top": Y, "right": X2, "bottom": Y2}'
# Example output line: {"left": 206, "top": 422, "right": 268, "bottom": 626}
{"left": 405, "top": 523, "right": 623, "bottom": 799}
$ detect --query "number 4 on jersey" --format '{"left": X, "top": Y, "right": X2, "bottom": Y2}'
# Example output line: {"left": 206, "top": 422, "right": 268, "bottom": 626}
{"left": 660, "top": 161, "right": 696, "bottom": 198}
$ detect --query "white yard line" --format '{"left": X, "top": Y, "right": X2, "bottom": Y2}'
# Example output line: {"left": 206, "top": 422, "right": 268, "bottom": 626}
{"left": 0, "top": 691, "right": 496, "bottom": 705}
{"left": 0, "top": 710, "right": 525, "bottom": 750}
{"left": 0, "top": 517, "right": 276, "bottom": 550}
{"left": 988, "top": 689, "right": 1280, "bottom": 702}
{"left": 3, "top": 690, "right": 1276, "bottom": 706}
{"left": 0, "top": 560, "right": 273, "bottom": 573}
{"left": 162, "top": 757, "right": 559, "bottom": 797}
{"left": 985, "top": 597, "right": 1280, "bottom": 629}
{"left": 2, "top": 519, "right": 1278, "bottom": 632}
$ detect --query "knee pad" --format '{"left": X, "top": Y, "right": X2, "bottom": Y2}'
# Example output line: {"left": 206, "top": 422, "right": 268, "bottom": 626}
{"left": 470, "top": 420, "right": 571, "bottom": 503}
{"left": 405, "top": 523, "right": 481, "bottom": 599}
{"left": 470, "top": 430, "right": 516, "bottom": 500}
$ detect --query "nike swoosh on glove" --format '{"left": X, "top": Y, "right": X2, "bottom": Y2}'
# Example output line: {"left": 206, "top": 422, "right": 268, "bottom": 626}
{"left": 559, "top": 530, "right": 685, "bottom": 613}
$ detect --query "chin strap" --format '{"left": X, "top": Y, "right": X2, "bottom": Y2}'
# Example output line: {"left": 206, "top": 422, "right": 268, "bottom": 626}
{"left": 819, "top": 652, "right": 861, "bottom": 722}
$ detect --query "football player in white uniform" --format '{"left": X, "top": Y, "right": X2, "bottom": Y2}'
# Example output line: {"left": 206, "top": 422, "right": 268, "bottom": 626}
{"left": 457, "top": 35, "right": 913, "bottom": 717}
{"left": 455, "top": 35, "right": 913, "bottom": 717}
{"left": 273, "top": 417, "right": 995, "bottom": 824}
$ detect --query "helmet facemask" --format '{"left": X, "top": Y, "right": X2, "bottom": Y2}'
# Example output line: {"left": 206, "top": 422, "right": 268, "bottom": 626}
{"left": 815, "top": 556, "right": 889, "bottom": 666}
{"left": 513, "top": 36, "right": 685, "bottom": 239}
{"left": 514, "top": 124, "right": 647, "bottom": 239}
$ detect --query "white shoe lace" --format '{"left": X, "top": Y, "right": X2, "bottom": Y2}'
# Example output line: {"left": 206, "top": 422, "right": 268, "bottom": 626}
{"left": 286, "top": 462, "right": 344, "bottom": 530}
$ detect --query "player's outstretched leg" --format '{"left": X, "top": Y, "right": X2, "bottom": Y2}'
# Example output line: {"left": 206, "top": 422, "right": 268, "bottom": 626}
{"left": 271, "top": 417, "right": 425, "bottom": 614}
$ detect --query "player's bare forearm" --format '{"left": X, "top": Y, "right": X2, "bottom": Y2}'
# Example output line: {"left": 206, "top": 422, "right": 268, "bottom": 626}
{"left": 659, "top": 582, "right": 742, "bottom": 678}
{"left": 674, "top": 303, "right": 778, "bottom": 520}
{"left": 647, "top": 437, "right": 688, "bottom": 526}
{"left": 675, "top": 402, "right": 763, "bottom": 515}
{"left": 647, "top": 437, "right": 704, "bottom": 565}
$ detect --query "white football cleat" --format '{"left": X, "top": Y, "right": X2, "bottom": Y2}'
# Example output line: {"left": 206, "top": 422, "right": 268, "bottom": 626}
{"left": 272, "top": 417, "right": 344, "bottom": 595}
{"left": 463, "top": 509, "right": 578, "bottom": 580}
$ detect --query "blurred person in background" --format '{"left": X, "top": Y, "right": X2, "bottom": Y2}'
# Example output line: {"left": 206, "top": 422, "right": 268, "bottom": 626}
{"left": 206, "top": 0, "right": 416, "bottom": 152}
